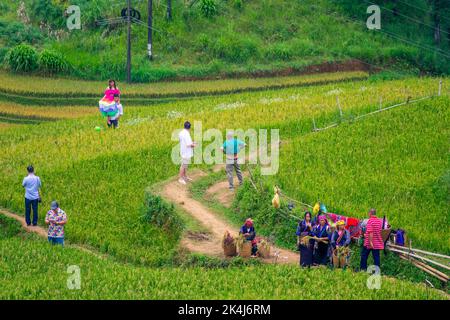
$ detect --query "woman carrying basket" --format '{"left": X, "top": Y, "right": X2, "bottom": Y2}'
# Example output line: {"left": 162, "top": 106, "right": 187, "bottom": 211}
{"left": 296, "top": 211, "right": 315, "bottom": 267}
{"left": 330, "top": 220, "right": 351, "bottom": 268}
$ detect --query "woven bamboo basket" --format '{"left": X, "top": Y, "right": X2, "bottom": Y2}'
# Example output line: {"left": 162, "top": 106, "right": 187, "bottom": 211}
{"left": 381, "top": 228, "right": 391, "bottom": 243}
{"left": 238, "top": 241, "right": 252, "bottom": 258}
{"left": 332, "top": 249, "right": 349, "bottom": 268}
{"left": 223, "top": 243, "right": 237, "bottom": 257}
{"left": 258, "top": 245, "right": 271, "bottom": 258}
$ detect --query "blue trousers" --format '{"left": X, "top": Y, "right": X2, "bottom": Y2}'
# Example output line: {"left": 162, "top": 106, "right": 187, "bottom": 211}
{"left": 25, "top": 198, "right": 39, "bottom": 226}
{"left": 360, "top": 247, "right": 380, "bottom": 271}
{"left": 48, "top": 237, "right": 64, "bottom": 247}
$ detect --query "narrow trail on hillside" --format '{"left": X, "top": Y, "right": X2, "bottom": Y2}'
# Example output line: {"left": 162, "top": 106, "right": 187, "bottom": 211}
{"left": 160, "top": 169, "right": 299, "bottom": 265}
{"left": 0, "top": 208, "right": 107, "bottom": 260}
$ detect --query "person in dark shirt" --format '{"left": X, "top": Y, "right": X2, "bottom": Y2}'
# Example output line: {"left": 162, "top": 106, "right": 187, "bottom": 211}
{"left": 312, "top": 215, "right": 331, "bottom": 265}
{"left": 296, "top": 211, "right": 315, "bottom": 267}
{"left": 239, "top": 218, "right": 257, "bottom": 256}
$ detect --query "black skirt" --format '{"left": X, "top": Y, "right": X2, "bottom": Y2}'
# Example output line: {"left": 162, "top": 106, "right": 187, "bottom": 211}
{"left": 299, "top": 243, "right": 313, "bottom": 267}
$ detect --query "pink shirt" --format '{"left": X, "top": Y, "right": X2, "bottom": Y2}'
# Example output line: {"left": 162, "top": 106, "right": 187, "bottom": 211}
{"left": 364, "top": 216, "right": 384, "bottom": 249}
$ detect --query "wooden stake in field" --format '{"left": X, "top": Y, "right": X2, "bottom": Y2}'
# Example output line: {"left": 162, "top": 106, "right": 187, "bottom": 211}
{"left": 336, "top": 95, "right": 343, "bottom": 119}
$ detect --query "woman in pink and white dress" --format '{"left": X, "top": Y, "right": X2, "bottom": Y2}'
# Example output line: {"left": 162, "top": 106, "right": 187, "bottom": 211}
{"left": 99, "top": 79, "right": 121, "bottom": 125}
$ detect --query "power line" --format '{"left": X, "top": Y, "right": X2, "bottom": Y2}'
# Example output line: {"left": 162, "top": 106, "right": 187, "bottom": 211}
{"left": 363, "top": 0, "right": 450, "bottom": 36}
{"left": 339, "top": 14, "right": 450, "bottom": 59}
{"left": 395, "top": 0, "right": 450, "bottom": 24}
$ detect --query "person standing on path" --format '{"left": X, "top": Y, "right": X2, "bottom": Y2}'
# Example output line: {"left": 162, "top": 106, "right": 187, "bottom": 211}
{"left": 360, "top": 208, "right": 384, "bottom": 271}
{"left": 178, "top": 121, "right": 196, "bottom": 185}
{"left": 45, "top": 201, "right": 67, "bottom": 247}
{"left": 22, "top": 165, "right": 41, "bottom": 226}
{"left": 220, "top": 131, "right": 246, "bottom": 190}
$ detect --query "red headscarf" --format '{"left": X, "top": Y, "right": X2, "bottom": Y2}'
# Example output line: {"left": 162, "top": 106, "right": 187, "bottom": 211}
{"left": 318, "top": 215, "right": 328, "bottom": 225}
{"left": 245, "top": 218, "right": 253, "bottom": 227}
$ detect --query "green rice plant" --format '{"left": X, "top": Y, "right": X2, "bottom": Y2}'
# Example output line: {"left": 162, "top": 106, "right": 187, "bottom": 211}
{"left": 0, "top": 77, "right": 446, "bottom": 266}
{"left": 0, "top": 70, "right": 368, "bottom": 99}
{"left": 0, "top": 235, "right": 447, "bottom": 299}
{"left": 274, "top": 98, "right": 450, "bottom": 253}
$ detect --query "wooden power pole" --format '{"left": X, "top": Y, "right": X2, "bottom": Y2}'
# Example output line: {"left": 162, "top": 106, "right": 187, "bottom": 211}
{"left": 126, "top": 0, "right": 132, "bottom": 83}
{"left": 148, "top": 0, "right": 153, "bottom": 60}
{"left": 167, "top": 0, "right": 172, "bottom": 20}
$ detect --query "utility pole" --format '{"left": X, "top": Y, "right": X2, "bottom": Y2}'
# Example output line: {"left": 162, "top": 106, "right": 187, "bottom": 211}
{"left": 148, "top": 0, "right": 153, "bottom": 60}
{"left": 167, "top": 0, "right": 172, "bottom": 20}
{"left": 126, "top": 0, "right": 132, "bottom": 83}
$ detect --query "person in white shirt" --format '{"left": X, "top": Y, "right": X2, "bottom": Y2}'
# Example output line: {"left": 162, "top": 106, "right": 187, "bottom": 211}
{"left": 108, "top": 94, "right": 123, "bottom": 129}
{"left": 178, "top": 121, "right": 196, "bottom": 185}
{"left": 22, "top": 165, "right": 42, "bottom": 226}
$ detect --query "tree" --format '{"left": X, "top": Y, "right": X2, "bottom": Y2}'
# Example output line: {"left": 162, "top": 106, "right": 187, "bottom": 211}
{"left": 429, "top": 0, "right": 450, "bottom": 44}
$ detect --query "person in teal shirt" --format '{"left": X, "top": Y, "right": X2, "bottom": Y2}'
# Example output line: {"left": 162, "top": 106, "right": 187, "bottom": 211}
{"left": 220, "top": 131, "right": 246, "bottom": 190}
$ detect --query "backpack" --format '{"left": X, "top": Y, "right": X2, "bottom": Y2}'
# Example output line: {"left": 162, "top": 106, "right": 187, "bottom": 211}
{"left": 395, "top": 229, "right": 405, "bottom": 246}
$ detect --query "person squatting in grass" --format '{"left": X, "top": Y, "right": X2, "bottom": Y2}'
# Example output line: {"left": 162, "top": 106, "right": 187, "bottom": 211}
{"left": 360, "top": 208, "right": 384, "bottom": 271}
{"left": 239, "top": 218, "right": 258, "bottom": 257}
{"left": 45, "top": 201, "right": 67, "bottom": 247}
{"left": 107, "top": 94, "right": 123, "bottom": 129}
{"left": 178, "top": 121, "right": 197, "bottom": 185}
{"left": 220, "top": 131, "right": 246, "bottom": 190}
{"left": 22, "top": 165, "right": 41, "bottom": 226}
{"left": 296, "top": 211, "right": 315, "bottom": 267}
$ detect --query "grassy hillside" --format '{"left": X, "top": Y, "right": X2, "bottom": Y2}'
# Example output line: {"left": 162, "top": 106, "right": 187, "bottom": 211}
{"left": 0, "top": 0, "right": 448, "bottom": 82}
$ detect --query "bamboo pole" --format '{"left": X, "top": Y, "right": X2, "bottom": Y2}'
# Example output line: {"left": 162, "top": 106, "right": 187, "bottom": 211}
{"left": 400, "top": 254, "right": 449, "bottom": 280}
{"left": 388, "top": 247, "right": 450, "bottom": 271}
{"left": 399, "top": 255, "right": 448, "bottom": 283}
{"left": 410, "top": 257, "right": 449, "bottom": 281}
{"left": 246, "top": 166, "right": 258, "bottom": 191}
{"left": 387, "top": 243, "right": 450, "bottom": 260}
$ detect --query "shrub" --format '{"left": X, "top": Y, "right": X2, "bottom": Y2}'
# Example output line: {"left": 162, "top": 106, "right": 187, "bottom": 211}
{"left": 142, "top": 193, "right": 184, "bottom": 234}
{"left": 212, "top": 36, "right": 259, "bottom": 63}
{"left": 38, "top": 49, "right": 69, "bottom": 74}
{"left": 196, "top": 33, "right": 211, "bottom": 51}
{"left": 199, "top": 0, "right": 218, "bottom": 18}
{"left": 291, "top": 39, "right": 322, "bottom": 56}
{"left": 133, "top": 66, "right": 178, "bottom": 82}
{"left": 264, "top": 43, "right": 293, "bottom": 61}
{"left": 0, "top": 19, "right": 43, "bottom": 46}
{"left": 6, "top": 44, "right": 38, "bottom": 72}
{"left": 30, "top": 0, "right": 65, "bottom": 29}
{"left": 233, "top": 0, "right": 244, "bottom": 9}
